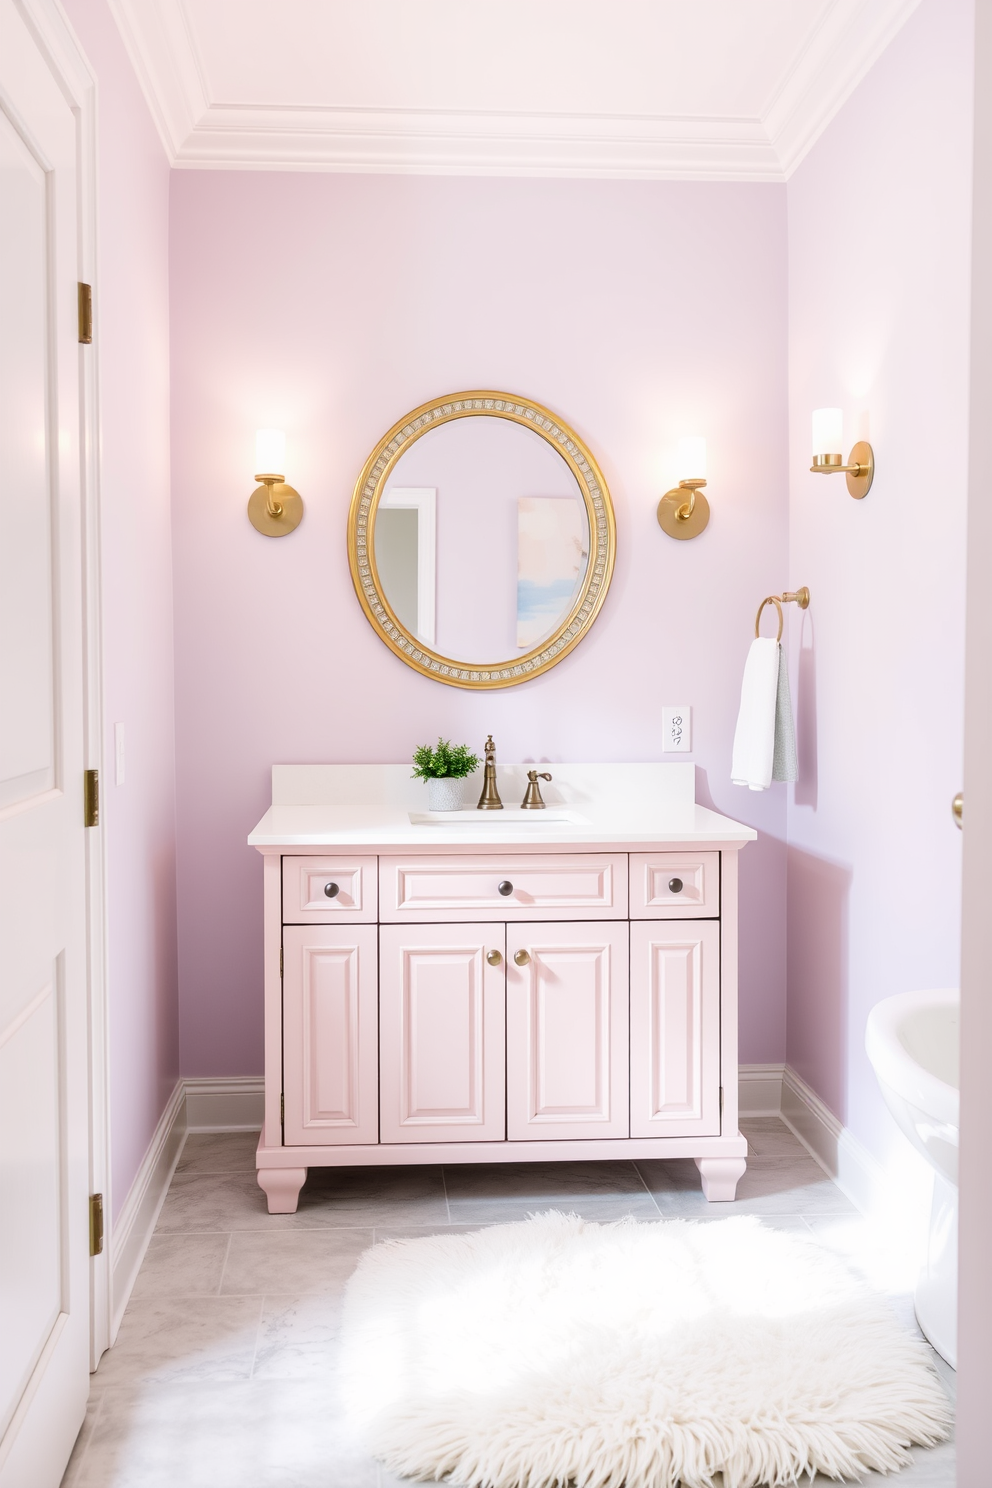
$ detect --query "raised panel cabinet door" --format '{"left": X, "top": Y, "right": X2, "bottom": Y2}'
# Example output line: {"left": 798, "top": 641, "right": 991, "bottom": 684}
{"left": 506, "top": 922, "right": 629, "bottom": 1140}
{"left": 379, "top": 923, "right": 506, "bottom": 1143}
{"left": 630, "top": 921, "right": 721, "bottom": 1137}
{"left": 283, "top": 926, "right": 378, "bottom": 1145}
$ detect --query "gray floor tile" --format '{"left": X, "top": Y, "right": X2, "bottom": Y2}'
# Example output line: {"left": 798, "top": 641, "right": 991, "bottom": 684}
{"left": 177, "top": 1130, "right": 260, "bottom": 1173}
{"left": 739, "top": 1117, "right": 811, "bottom": 1159}
{"left": 301, "top": 1164, "right": 450, "bottom": 1226}
{"left": 91, "top": 1296, "right": 262, "bottom": 1390}
{"left": 373, "top": 1222, "right": 488, "bottom": 1243}
{"left": 68, "top": 1381, "right": 376, "bottom": 1488}
{"left": 221, "top": 1228, "right": 372, "bottom": 1296}
{"left": 443, "top": 1158, "right": 648, "bottom": 1199}
{"left": 130, "top": 1233, "right": 230, "bottom": 1298}
{"left": 156, "top": 1167, "right": 449, "bottom": 1231}
{"left": 636, "top": 1154, "right": 857, "bottom": 1217}
{"left": 253, "top": 1294, "right": 343, "bottom": 1380}
{"left": 447, "top": 1193, "right": 661, "bottom": 1224}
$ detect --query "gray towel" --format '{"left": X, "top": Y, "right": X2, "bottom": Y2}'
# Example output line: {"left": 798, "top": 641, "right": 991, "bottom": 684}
{"left": 772, "top": 643, "right": 798, "bottom": 783}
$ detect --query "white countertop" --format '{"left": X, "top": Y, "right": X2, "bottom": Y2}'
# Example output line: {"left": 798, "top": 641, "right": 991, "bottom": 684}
{"left": 248, "top": 763, "right": 757, "bottom": 850}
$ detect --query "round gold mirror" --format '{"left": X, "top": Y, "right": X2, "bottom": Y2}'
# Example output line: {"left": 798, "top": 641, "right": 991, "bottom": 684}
{"left": 348, "top": 392, "right": 616, "bottom": 689}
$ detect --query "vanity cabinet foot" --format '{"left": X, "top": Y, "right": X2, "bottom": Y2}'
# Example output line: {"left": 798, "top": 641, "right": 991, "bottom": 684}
{"left": 695, "top": 1155, "right": 747, "bottom": 1202}
{"left": 258, "top": 1166, "right": 308, "bottom": 1214}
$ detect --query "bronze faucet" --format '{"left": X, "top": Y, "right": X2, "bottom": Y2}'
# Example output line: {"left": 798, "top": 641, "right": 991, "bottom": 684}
{"left": 476, "top": 735, "right": 503, "bottom": 810}
{"left": 521, "top": 770, "right": 552, "bottom": 809}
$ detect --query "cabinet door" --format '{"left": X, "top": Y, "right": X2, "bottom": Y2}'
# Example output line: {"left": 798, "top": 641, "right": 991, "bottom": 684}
{"left": 379, "top": 923, "right": 506, "bottom": 1143}
{"left": 283, "top": 925, "right": 378, "bottom": 1145}
{"left": 506, "top": 922, "right": 629, "bottom": 1140}
{"left": 630, "top": 921, "right": 720, "bottom": 1137}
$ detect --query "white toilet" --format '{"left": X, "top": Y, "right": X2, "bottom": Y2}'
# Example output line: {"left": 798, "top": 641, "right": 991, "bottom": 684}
{"left": 865, "top": 988, "right": 959, "bottom": 1367}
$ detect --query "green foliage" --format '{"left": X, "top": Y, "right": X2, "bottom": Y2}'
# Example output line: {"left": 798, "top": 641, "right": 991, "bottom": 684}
{"left": 411, "top": 737, "right": 481, "bottom": 781}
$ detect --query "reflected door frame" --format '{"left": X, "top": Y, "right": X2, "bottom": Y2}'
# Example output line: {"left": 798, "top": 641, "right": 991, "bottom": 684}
{"left": 380, "top": 486, "right": 436, "bottom": 646}
{"left": 6, "top": 0, "right": 109, "bottom": 1378}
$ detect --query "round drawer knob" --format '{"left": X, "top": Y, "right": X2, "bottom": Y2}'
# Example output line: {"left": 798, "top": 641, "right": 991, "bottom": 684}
{"left": 668, "top": 878, "right": 684, "bottom": 894}
{"left": 324, "top": 882, "right": 340, "bottom": 899}
{"left": 498, "top": 881, "right": 514, "bottom": 897}
{"left": 514, "top": 949, "right": 531, "bottom": 966}
{"left": 486, "top": 949, "right": 503, "bottom": 967}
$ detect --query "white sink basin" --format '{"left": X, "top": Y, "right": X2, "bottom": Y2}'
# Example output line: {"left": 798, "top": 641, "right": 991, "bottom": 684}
{"left": 408, "top": 809, "right": 590, "bottom": 826}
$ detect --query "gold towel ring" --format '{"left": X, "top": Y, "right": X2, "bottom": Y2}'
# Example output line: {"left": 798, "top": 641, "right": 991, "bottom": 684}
{"left": 755, "top": 596, "right": 784, "bottom": 642}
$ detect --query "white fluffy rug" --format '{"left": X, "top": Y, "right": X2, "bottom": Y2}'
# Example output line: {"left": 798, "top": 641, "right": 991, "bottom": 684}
{"left": 340, "top": 1212, "right": 951, "bottom": 1488}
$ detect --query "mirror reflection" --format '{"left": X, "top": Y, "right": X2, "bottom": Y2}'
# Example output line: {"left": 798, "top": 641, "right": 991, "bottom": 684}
{"left": 373, "top": 417, "right": 590, "bottom": 665}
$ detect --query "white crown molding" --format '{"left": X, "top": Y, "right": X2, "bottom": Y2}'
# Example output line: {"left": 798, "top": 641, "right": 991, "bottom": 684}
{"left": 765, "top": 0, "right": 923, "bottom": 177}
{"left": 105, "top": 0, "right": 921, "bottom": 179}
{"left": 174, "top": 106, "right": 781, "bottom": 179}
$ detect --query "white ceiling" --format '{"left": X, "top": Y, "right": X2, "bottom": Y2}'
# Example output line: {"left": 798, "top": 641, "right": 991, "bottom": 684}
{"left": 106, "top": 0, "right": 920, "bottom": 179}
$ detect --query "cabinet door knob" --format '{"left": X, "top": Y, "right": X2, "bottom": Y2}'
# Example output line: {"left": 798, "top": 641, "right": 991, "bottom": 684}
{"left": 514, "top": 949, "right": 531, "bottom": 966}
{"left": 498, "top": 881, "right": 513, "bottom": 896}
{"left": 668, "top": 877, "right": 684, "bottom": 894}
{"left": 486, "top": 949, "right": 503, "bottom": 966}
{"left": 952, "top": 792, "right": 963, "bottom": 829}
{"left": 324, "top": 882, "right": 340, "bottom": 898}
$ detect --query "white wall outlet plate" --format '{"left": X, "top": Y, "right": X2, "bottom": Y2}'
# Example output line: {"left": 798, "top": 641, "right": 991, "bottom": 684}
{"left": 662, "top": 706, "right": 691, "bottom": 753}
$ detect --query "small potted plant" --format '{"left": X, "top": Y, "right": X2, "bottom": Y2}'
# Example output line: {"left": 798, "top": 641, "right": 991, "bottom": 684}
{"left": 412, "top": 737, "right": 480, "bottom": 812}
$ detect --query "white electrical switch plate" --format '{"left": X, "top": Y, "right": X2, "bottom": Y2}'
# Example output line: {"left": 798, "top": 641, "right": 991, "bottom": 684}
{"left": 662, "top": 706, "right": 691, "bottom": 753}
{"left": 115, "top": 722, "right": 125, "bottom": 785}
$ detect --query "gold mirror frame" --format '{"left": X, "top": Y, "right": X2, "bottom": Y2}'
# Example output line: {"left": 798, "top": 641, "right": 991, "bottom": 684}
{"left": 348, "top": 391, "right": 616, "bottom": 690}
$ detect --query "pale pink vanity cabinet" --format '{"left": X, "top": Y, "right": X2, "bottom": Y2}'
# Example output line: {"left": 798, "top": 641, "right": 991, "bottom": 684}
{"left": 250, "top": 764, "right": 756, "bottom": 1216}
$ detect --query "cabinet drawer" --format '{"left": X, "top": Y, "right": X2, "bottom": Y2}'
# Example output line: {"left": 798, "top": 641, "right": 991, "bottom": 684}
{"left": 282, "top": 856, "right": 377, "bottom": 923}
{"left": 629, "top": 852, "right": 719, "bottom": 918}
{"left": 379, "top": 854, "right": 627, "bottom": 921}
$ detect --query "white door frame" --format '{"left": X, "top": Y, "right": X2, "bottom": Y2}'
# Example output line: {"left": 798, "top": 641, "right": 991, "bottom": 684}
{"left": 16, "top": 0, "right": 110, "bottom": 1372}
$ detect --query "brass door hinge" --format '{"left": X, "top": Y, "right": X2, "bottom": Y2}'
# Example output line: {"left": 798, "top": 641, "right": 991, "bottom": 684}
{"left": 280, "top": 1093, "right": 284, "bottom": 1125}
{"left": 84, "top": 769, "right": 99, "bottom": 827}
{"left": 78, "top": 282, "right": 93, "bottom": 344}
{"left": 279, "top": 946, "right": 284, "bottom": 976}
{"left": 89, "top": 1193, "right": 104, "bottom": 1256}
{"left": 719, "top": 1085, "right": 724, "bottom": 1118}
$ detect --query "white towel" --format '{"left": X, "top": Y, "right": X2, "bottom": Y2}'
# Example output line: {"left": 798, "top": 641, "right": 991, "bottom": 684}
{"left": 731, "top": 639, "right": 798, "bottom": 791}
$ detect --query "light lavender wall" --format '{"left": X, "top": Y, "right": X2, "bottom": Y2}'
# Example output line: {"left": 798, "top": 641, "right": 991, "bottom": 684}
{"left": 61, "top": 0, "right": 179, "bottom": 1219}
{"left": 169, "top": 173, "right": 790, "bottom": 1077}
{"left": 786, "top": 0, "right": 972, "bottom": 1164}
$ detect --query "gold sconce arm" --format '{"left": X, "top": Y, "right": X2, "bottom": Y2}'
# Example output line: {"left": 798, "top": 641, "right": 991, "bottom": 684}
{"left": 809, "top": 442, "right": 874, "bottom": 499}
{"left": 658, "top": 478, "right": 709, "bottom": 540}
{"left": 248, "top": 474, "right": 304, "bottom": 536}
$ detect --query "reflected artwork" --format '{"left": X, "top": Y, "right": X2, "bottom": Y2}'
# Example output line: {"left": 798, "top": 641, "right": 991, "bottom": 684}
{"left": 516, "top": 496, "right": 587, "bottom": 650}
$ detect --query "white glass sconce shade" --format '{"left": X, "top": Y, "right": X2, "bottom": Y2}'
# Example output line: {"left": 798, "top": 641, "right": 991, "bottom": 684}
{"left": 677, "top": 436, "right": 707, "bottom": 483}
{"left": 811, "top": 408, "right": 843, "bottom": 459}
{"left": 255, "top": 428, "right": 286, "bottom": 477}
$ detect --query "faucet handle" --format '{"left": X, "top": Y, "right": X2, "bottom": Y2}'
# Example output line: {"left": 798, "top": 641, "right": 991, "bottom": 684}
{"left": 521, "top": 770, "right": 552, "bottom": 809}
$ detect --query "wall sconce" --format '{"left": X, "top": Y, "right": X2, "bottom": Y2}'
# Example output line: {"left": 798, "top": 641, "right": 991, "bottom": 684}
{"left": 248, "top": 428, "right": 304, "bottom": 536}
{"left": 810, "top": 408, "right": 874, "bottom": 499}
{"left": 657, "top": 436, "right": 710, "bottom": 540}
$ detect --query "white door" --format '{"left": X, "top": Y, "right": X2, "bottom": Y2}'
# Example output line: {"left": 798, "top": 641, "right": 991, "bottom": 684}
{"left": 379, "top": 924, "right": 506, "bottom": 1142}
{"left": 629, "top": 922, "right": 721, "bottom": 1138}
{"left": 0, "top": 3, "right": 91, "bottom": 1483}
{"left": 506, "top": 922, "right": 629, "bottom": 1140}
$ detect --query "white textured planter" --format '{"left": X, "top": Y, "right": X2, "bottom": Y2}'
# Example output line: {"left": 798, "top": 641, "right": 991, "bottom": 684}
{"left": 427, "top": 777, "right": 464, "bottom": 812}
